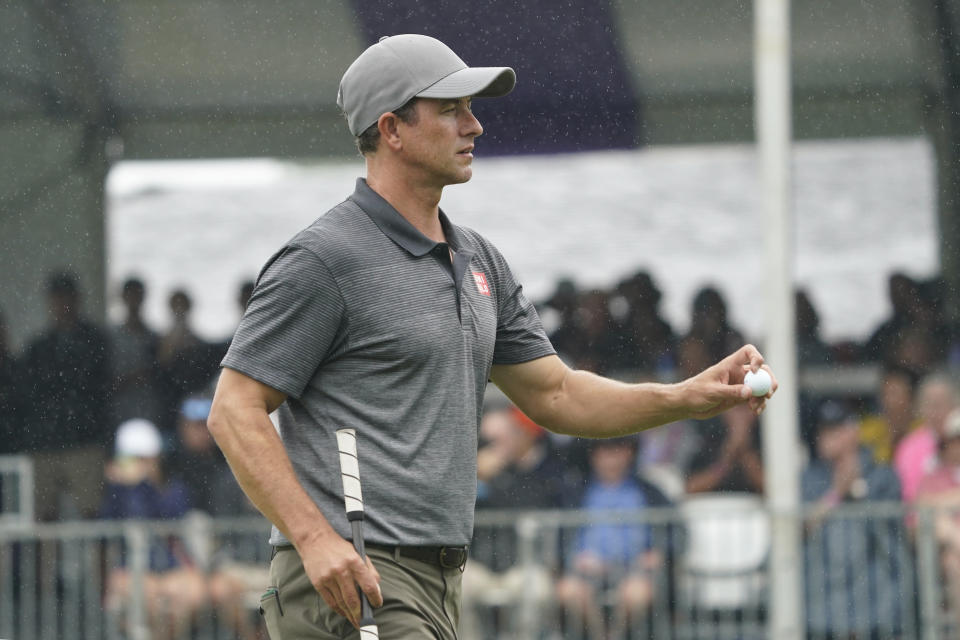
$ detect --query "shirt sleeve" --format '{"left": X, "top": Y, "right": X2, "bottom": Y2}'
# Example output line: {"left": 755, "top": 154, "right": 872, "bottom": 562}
{"left": 221, "top": 245, "right": 346, "bottom": 399}
{"left": 489, "top": 251, "right": 555, "bottom": 365}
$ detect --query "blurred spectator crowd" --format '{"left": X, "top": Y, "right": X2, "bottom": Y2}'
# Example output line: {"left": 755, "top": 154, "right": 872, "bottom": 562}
{"left": 469, "top": 269, "right": 960, "bottom": 638}
{"left": 2, "top": 266, "right": 960, "bottom": 638}
{"left": 0, "top": 271, "right": 255, "bottom": 521}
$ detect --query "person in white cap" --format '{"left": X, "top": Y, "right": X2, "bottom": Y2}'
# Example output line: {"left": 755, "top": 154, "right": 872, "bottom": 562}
{"left": 100, "top": 419, "right": 207, "bottom": 639}
{"left": 209, "top": 34, "right": 777, "bottom": 639}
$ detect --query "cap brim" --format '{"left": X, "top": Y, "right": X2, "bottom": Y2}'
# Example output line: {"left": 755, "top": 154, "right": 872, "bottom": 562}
{"left": 417, "top": 66, "right": 516, "bottom": 99}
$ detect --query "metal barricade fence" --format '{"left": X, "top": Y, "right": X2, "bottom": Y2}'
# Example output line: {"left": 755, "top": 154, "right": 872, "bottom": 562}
{"left": 0, "top": 515, "right": 273, "bottom": 640}
{"left": 468, "top": 501, "right": 934, "bottom": 640}
{"left": 0, "top": 502, "right": 955, "bottom": 639}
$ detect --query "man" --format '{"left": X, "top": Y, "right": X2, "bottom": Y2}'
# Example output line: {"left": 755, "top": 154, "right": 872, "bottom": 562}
{"left": 208, "top": 34, "right": 775, "bottom": 639}
{"left": 802, "top": 401, "right": 905, "bottom": 639}
{"left": 109, "top": 277, "right": 161, "bottom": 425}
{"left": 167, "top": 396, "right": 226, "bottom": 513}
{"left": 555, "top": 436, "right": 673, "bottom": 639}
{"left": 22, "top": 270, "right": 112, "bottom": 520}
{"left": 684, "top": 402, "right": 764, "bottom": 495}
{"left": 859, "top": 365, "right": 920, "bottom": 464}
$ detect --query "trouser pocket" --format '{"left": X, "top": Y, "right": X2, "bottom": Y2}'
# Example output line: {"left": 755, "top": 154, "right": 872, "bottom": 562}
{"left": 259, "top": 586, "right": 284, "bottom": 639}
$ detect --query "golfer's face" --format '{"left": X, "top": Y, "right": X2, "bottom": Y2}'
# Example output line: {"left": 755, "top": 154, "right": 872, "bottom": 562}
{"left": 402, "top": 97, "right": 483, "bottom": 186}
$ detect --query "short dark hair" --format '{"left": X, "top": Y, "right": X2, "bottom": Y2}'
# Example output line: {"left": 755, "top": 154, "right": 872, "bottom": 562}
{"left": 122, "top": 277, "right": 145, "bottom": 294}
{"left": 355, "top": 97, "right": 420, "bottom": 156}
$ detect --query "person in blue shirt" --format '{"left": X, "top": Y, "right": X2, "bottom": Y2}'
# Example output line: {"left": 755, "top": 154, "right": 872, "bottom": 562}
{"left": 556, "top": 435, "right": 672, "bottom": 639}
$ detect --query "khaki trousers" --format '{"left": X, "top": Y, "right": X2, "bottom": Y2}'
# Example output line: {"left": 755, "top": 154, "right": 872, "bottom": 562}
{"left": 261, "top": 546, "right": 462, "bottom": 639}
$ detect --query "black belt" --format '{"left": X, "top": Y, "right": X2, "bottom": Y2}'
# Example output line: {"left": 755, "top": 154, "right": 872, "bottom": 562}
{"left": 271, "top": 543, "right": 468, "bottom": 571}
{"left": 366, "top": 543, "right": 468, "bottom": 571}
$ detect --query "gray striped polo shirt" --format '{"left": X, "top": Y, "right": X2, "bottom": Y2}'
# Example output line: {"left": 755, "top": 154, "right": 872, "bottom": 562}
{"left": 222, "top": 178, "right": 555, "bottom": 547}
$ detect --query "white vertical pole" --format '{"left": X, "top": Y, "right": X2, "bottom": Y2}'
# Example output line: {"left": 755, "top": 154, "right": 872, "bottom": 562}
{"left": 755, "top": 0, "right": 803, "bottom": 638}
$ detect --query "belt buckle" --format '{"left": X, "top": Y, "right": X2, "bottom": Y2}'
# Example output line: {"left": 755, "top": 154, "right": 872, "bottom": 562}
{"left": 438, "top": 546, "right": 467, "bottom": 571}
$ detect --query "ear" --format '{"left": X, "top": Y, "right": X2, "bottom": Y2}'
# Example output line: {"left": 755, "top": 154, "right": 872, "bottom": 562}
{"left": 377, "top": 112, "right": 404, "bottom": 152}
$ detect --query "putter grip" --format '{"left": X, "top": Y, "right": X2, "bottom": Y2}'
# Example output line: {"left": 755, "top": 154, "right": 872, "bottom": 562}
{"left": 336, "top": 429, "right": 364, "bottom": 515}
{"left": 337, "top": 429, "right": 380, "bottom": 638}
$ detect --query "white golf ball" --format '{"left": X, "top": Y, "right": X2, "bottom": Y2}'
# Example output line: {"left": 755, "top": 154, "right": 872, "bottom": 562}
{"left": 744, "top": 369, "right": 772, "bottom": 397}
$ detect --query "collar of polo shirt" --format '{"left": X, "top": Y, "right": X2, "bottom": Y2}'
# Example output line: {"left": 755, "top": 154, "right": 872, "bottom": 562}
{"left": 349, "top": 178, "right": 466, "bottom": 256}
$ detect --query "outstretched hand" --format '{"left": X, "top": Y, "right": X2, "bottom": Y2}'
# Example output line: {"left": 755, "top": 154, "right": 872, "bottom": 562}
{"left": 681, "top": 344, "right": 778, "bottom": 420}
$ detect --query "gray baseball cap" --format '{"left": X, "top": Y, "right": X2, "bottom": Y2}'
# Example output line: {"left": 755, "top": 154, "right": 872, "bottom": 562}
{"left": 337, "top": 34, "right": 516, "bottom": 136}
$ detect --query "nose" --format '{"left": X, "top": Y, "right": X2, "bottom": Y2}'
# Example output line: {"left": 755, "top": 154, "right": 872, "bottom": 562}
{"left": 462, "top": 109, "right": 483, "bottom": 138}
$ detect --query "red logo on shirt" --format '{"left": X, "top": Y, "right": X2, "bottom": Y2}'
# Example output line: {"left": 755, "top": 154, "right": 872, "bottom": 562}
{"left": 472, "top": 272, "right": 491, "bottom": 296}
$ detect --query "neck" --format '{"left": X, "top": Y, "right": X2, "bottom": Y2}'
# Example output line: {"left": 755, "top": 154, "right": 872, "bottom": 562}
{"left": 366, "top": 162, "right": 445, "bottom": 243}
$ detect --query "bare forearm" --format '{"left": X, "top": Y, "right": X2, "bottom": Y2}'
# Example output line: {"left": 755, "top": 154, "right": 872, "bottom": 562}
{"left": 525, "top": 368, "right": 688, "bottom": 438}
{"left": 491, "top": 349, "right": 764, "bottom": 441}
{"left": 208, "top": 406, "right": 336, "bottom": 548}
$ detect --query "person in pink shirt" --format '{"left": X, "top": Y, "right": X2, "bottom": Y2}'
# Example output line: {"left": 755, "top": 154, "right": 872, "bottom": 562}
{"left": 916, "top": 408, "right": 960, "bottom": 626}
{"left": 894, "top": 373, "right": 959, "bottom": 503}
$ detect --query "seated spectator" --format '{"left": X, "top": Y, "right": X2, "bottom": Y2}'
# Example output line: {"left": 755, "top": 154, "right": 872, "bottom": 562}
{"left": 22, "top": 270, "right": 111, "bottom": 520}
{"left": 462, "top": 406, "right": 572, "bottom": 639}
{"left": 165, "top": 394, "right": 265, "bottom": 639}
{"left": 894, "top": 373, "right": 959, "bottom": 503}
{"left": 206, "top": 460, "right": 270, "bottom": 640}
{"left": 685, "top": 403, "right": 764, "bottom": 495}
{"left": 859, "top": 365, "right": 920, "bottom": 464}
{"left": 555, "top": 436, "right": 672, "bottom": 639}
{"left": 803, "top": 401, "right": 905, "bottom": 639}
{"left": 204, "top": 401, "right": 273, "bottom": 640}
{"left": 916, "top": 409, "right": 960, "bottom": 628}
{"left": 101, "top": 419, "right": 208, "bottom": 639}
{"left": 167, "top": 396, "right": 228, "bottom": 514}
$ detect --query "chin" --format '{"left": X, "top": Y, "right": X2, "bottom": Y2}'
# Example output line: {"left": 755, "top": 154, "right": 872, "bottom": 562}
{"left": 446, "top": 169, "right": 473, "bottom": 185}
